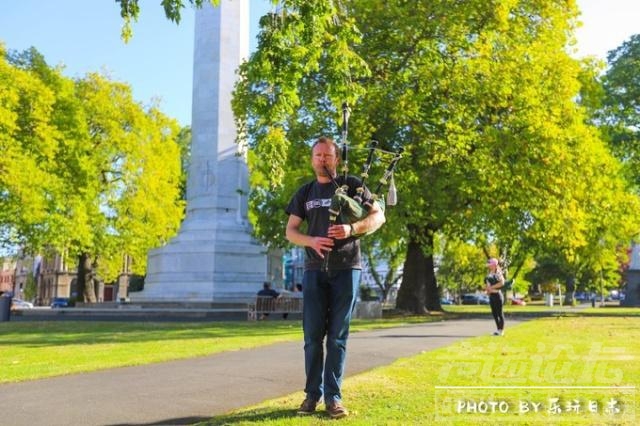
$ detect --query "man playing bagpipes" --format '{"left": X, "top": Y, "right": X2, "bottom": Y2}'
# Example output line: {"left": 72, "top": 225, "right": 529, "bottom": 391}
{"left": 285, "top": 135, "right": 385, "bottom": 419}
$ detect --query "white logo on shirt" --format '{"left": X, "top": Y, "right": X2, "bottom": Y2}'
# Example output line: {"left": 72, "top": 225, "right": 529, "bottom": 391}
{"left": 305, "top": 198, "right": 332, "bottom": 210}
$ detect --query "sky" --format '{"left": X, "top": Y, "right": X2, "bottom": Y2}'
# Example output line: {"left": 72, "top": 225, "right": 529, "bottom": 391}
{"left": 1, "top": 0, "right": 638, "bottom": 128}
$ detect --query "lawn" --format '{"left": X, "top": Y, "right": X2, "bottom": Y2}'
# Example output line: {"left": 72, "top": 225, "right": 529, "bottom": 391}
{"left": 2, "top": 310, "right": 638, "bottom": 425}
{"left": 200, "top": 315, "right": 639, "bottom": 425}
{"left": 0, "top": 315, "right": 434, "bottom": 383}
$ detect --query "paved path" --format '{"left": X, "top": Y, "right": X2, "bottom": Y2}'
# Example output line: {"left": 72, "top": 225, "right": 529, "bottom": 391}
{"left": 0, "top": 318, "right": 511, "bottom": 426}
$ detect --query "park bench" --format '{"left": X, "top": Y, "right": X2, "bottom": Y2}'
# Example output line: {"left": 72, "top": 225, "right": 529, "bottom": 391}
{"left": 247, "top": 295, "right": 303, "bottom": 320}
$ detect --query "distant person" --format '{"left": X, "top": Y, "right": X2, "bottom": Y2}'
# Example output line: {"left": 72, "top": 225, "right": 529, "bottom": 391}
{"left": 292, "top": 283, "right": 303, "bottom": 297}
{"left": 257, "top": 281, "right": 280, "bottom": 320}
{"left": 485, "top": 258, "right": 505, "bottom": 336}
{"left": 258, "top": 281, "right": 279, "bottom": 298}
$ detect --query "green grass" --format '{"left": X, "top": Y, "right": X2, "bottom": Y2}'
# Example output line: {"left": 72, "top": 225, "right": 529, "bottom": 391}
{"left": 0, "top": 316, "right": 436, "bottom": 383}
{"left": 443, "top": 301, "right": 638, "bottom": 316}
{"left": 2, "top": 311, "right": 639, "bottom": 425}
{"left": 200, "top": 316, "right": 640, "bottom": 425}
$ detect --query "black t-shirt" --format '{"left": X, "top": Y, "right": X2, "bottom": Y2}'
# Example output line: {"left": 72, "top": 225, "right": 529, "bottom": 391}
{"left": 485, "top": 271, "right": 504, "bottom": 285}
{"left": 285, "top": 175, "right": 373, "bottom": 271}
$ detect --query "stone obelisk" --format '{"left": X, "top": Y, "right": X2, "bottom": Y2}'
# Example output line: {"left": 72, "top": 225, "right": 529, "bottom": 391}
{"left": 132, "top": 0, "right": 267, "bottom": 303}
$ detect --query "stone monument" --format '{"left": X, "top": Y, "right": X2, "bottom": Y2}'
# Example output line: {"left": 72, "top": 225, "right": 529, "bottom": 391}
{"left": 132, "top": 0, "right": 267, "bottom": 303}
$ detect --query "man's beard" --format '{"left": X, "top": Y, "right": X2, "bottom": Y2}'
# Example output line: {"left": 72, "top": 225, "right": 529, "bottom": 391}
{"left": 316, "top": 164, "right": 336, "bottom": 177}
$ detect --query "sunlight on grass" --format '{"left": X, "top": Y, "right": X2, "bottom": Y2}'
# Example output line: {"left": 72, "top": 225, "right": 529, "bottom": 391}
{"left": 0, "top": 316, "right": 440, "bottom": 383}
{"left": 200, "top": 316, "right": 640, "bottom": 425}
{"left": 2, "top": 312, "right": 638, "bottom": 424}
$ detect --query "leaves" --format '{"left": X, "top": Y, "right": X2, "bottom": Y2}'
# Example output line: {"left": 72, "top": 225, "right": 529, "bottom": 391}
{"left": 231, "top": 0, "right": 639, "bottom": 310}
{"left": 0, "top": 47, "right": 184, "bottom": 282}
{"left": 599, "top": 34, "right": 640, "bottom": 190}
{"left": 116, "top": 0, "right": 220, "bottom": 42}
{"left": 112, "top": 1, "right": 640, "bottom": 304}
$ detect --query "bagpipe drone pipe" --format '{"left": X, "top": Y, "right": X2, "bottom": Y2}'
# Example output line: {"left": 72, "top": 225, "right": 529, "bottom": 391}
{"left": 322, "top": 103, "right": 403, "bottom": 272}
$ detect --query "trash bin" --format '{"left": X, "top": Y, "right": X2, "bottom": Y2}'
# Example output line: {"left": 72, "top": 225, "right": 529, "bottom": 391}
{"left": 0, "top": 294, "right": 11, "bottom": 322}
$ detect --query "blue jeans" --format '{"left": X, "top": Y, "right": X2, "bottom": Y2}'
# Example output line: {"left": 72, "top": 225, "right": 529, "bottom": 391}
{"left": 302, "top": 269, "right": 360, "bottom": 404}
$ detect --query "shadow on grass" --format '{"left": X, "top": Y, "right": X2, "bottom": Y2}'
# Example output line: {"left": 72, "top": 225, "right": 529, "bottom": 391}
{"left": 108, "top": 415, "right": 211, "bottom": 425}
{"left": 0, "top": 321, "right": 302, "bottom": 347}
{"left": 197, "top": 407, "right": 312, "bottom": 425}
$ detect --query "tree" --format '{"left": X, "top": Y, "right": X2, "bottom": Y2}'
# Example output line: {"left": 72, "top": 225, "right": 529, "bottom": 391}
{"left": 0, "top": 46, "right": 61, "bottom": 251}
{"left": 123, "top": 1, "right": 640, "bottom": 313}
{"left": 175, "top": 126, "right": 192, "bottom": 202}
{"left": 0, "top": 47, "right": 185, "bottom": 302}
{"left": 232, "top": 0, "right": 370, "bottom": 251}
{"left": 362, "top": 239, "right": 404, "bottom": 304}
{"left": 230, "top": 1, "right": 640, "bottom": 315}
{"left": 381, "top": 1, "right": 640, "bottom": 313}
{"left": 598, "top": 34, "right": 640, "bottom": 190}
{"left": 436, "top": 238, "right": 486, "bottom": 302}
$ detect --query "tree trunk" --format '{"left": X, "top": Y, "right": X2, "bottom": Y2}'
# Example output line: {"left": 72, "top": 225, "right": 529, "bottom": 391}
{"left": 77, "top": 253, "right": 97, "bottom": 303}
{"left": 564, "top": 275, "right": 576, "bottom": 305}
{"left": 396, "top": 225, "right": 443, "bottom": 313}
{"left": 422, "top": 231, "right": 442, "bottom": 312}
{"left": 396, "top": 237, "right": 428, "bottom": 314}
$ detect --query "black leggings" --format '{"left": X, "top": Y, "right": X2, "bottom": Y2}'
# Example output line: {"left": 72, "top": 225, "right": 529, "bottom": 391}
{"left": 489, "top": 292, "right": 505, "bottom": 330}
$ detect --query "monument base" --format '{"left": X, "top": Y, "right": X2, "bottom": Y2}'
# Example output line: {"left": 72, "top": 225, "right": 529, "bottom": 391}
{"left": 131, "top": 216, "right": 267, "bottom": 304}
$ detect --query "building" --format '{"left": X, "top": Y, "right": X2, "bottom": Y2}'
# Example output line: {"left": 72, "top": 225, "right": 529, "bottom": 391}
{"left": 0, "top": 257, "right": 16, "bottom": 294}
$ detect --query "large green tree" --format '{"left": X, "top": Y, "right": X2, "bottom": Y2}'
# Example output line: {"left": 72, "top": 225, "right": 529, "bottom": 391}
{"left": 436, "top": 238, "right": 487, "bottom": 301}
{"left": 232, "top": 0, "right": 639, "bottom": 314}
{"left": 0, "top": 47, "right": 185, "bottom": 302}
{"left": 598, "top": 34, "right": 640, "bottom": 189}
{"left": 122, "top": 1, "right": 640, "bottom": 313}
{"left": 233, "top": 0, "right": 370, "bottom": 246}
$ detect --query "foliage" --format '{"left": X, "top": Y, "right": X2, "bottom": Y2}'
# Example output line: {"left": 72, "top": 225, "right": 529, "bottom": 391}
{"left": 174, "top": 126, "right": 192, "bottom": 202}
{"left": 118, "top": 2, "right": 640, "bottom": 313}
{"left": 0, "top": 46, "right": 185, "bottom": 292}
{"left": 436, "top": 237, "right": 486, "bottom": 297}
{"left": 598, "top": 34, "right": 640, "bottom": 191}
{"left": 524, "top": 256, "right": 570, "bottom": 288}
{"left": 526, "top": 250, "right": 623, "bottom": 296}
{"left": 127, "top": 274, "right": 145, "bottom": 292}
{"left": 22, "top": 274, "right": 37, "bottom": 302}
{"left": 229, "top": 0, "right": 640, "bottom": 315}
{"left": 116, "top": 0, "right": 220, "bottom": 42}
{"left": 232, "top": 0, "right": 371, "bottom": 249}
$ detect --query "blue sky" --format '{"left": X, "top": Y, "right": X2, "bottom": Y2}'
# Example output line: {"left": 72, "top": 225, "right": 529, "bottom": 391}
{"left": 1, "top": 0, "right": 638, "bottom": 127}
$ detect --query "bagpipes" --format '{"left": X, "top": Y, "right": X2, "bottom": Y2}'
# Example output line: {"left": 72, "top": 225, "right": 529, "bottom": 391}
{"left": 500, "top": 250, "right": 515, "bottom": 291}
{"left": 322, "top": 103, "right": 403, "bottom": 272}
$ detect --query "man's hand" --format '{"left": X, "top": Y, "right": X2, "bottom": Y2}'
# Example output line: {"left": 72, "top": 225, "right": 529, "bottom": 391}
{"left": 310, "top": 236, "right": 335, "bottom": 258}
{"left": 327, "top": 224, "right": 352, "bottom": 240}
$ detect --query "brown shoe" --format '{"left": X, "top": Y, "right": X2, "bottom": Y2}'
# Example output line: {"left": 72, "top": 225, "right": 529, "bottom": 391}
{"left": 297, "top": 397, "right": 319, "bottom": 415}
{"left": 326, "top": 400, "right": 349, "bottom": 419}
